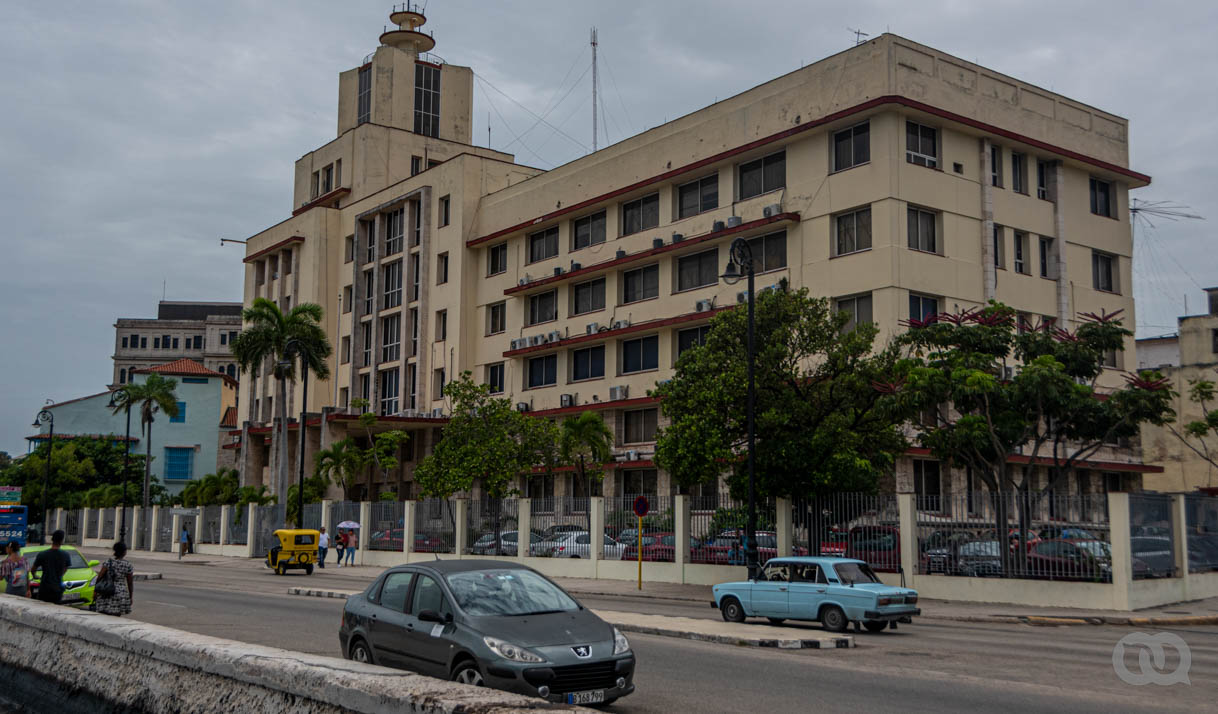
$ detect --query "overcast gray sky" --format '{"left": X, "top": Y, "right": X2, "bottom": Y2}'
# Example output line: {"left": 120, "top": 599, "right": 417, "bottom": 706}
{"left": 2, "top": 0, "right": 1213, "bottom": 457}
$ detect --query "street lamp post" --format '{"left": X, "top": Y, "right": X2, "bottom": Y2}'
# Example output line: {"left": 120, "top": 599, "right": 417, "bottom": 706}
{"left": 33, "top": 408, "right": 55, "bottom": 545}
{"left": 720, "top": 237, "right": 759, "bottom": 581}
{"left": 108, "top": 390, "right": 134, "bottom": 544}
{"left": 281, "top": 340, "right": 310, "bottom": 529}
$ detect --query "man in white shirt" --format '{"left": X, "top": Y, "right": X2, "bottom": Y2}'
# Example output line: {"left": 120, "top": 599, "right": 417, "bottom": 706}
{"left": 318, "top": 527, "right": 330, "bottom": 569}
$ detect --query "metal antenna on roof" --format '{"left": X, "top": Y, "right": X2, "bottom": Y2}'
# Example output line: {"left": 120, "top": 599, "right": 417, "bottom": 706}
{"left": 848, "top": 27, "right": 869, "bottom": 46}
{"left": 1130, "top": 198, "right": 1205, "bottom": 322}
{"left": 591, "top": 27, "right": 599, "bottom": 152}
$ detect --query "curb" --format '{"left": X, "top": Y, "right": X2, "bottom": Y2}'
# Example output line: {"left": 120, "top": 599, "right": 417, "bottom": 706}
{"left": 608, "top": 621, "right": 854, "bottom": 650}
{"left": 133, "top": 573, "right": 162, "bottom": 582}
{"left": 561, "top": 589, "right": 706, "bottom": 605}
{"left": 289, "top": 587, "right": 355, "bottom": 599}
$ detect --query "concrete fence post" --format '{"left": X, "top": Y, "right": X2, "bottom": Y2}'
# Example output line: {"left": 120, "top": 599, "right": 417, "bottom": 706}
{"left": 171, "top": 514, "right": 183, "bottom": 558}
{"left": 403, "top": 500, "right": 416, "bottom": 557}
{"left": 674, "top": 495, "right": 690, "bottom": 570}
{"left": 220, "top": 505, "right": 231, "bottom": 546}
{"left": 1108, "top": 492, "right": 1132, "bottom": 610}
{"left": 1171, "top": 494, "right": 1190, "bottom": 599}
{"left": 193, "top": 511, "right": 203, "bottom": 552}
{"left": 897, "top": 493, "right": 917, "bottom": 585}
{"left": 130, "top": 508, "right": 141, "bottom": 549}
{"left": 589, "top": 497, "right": 605, "bottom": 569}
{"left": 246, "top": 503, "right": 257, "bottom": 558}
{"left": 149, "top": 507, "right": 160, "bottom": 551}
{"left": 54, "top": 508, "right": 63, "bottom": 534}
{"left": 517, "top": 498, "right": 531, "bottom": 559}
{"left": 776, "top": 497, "right": 792, "bottom": 557}
{"left": 82, "top": 508, "right": 92, "bottom": 544}
{"left": 320, "top": 499, "right": 333, "bottom": 535}
{"left": 454, "top": 499, "right": 468, "bottom": 556}
{"left": 358, "top": 501, "right": 371, "bottom": 565}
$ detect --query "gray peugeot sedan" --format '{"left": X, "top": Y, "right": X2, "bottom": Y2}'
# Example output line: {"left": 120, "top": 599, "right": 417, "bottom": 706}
{"left": 339, "top": 559, "right": 636, "bottom": 705}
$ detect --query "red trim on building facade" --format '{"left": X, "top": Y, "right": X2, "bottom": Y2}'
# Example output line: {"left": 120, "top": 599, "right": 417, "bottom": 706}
{"left": 528, "top": 396, "right": 660, "bottom": 418}
{"left": 291, "top": 187, "right": 350, "bottom": 216}
{"left": 467, "top": 95, "right": 1149, "bottom": 248}
{"left": 243, "top": 236, "right": 305, "bottom": 263}
{"left": 505, "top": 307, "right": 731, "bottom": 358}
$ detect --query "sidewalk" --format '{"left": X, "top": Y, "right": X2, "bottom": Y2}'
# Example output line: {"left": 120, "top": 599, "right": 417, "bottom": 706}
{"left": 96, "top": 547, "right": 1218, "bottom": 627}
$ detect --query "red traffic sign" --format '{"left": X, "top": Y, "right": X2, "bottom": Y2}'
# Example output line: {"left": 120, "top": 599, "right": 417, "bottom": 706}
{"left": 632, "top": 496, "right": 650, "bottom": 518}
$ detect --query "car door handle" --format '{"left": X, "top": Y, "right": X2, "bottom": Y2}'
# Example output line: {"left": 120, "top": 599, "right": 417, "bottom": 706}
{"left": 779, "top": 586, "right": 788, "bottom": 591}
{"left": 815, "top": 589, "right": 826, "bottom": 593}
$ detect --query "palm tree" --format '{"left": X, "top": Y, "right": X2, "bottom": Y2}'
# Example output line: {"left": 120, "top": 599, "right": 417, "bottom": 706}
{"left": 559, "top": 411, "right": 614, "bottom": 534}
{"left": 231, "top": 298, "right": 332, "bottom": 501}
{"left": 314, "top": 438, "right": 368, "bottom": 502}
{"left": 113, "top": 373, "right": 180, "bottom": 508}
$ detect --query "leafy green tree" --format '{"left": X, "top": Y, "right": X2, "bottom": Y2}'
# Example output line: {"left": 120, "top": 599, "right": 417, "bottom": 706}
{"left": 654, "top": 283, "right": 911, "bottom": 502}
{"left": 1164, "top": 368, "right": 1218, "bottom": 479}
{"left": 314, "top": 438, "right": 371, "bottom": 502}
{"left": 286, "top": 472, "right": 330, "bottom": 527}
{"left": 1, "top": 438, "right": 150, "bottom": 511}
{"left": 415, "top": 373, "right": 560, "bottom": 552}
{"left": 559, "top": 411, "right": 613, "bottom": 533}
{"left": 231, "top": 297, "right": 332, "bottom": 501}
{"left": 112, "top": 373, "right": 180, "bottom": 507}
{"left": 231, "top": 484, "right": 277, "bottom": 529}
{"left": 347, "top": 398, "right": 411, "bottom": 498}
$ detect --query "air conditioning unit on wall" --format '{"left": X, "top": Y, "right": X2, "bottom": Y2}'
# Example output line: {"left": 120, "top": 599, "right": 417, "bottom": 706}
{"left": 695, "top": 299, "right": 713, "bottom": 312}
{"left": 516, "top": 402, "right": 531, "bottom": 412}
{"left": 560, "top": 394, "right": 575, "bottom": 408}
{"left": 547, "top": 330, "right": 562, "bottom": 343}
{"left": 609, "top": 385, "right": 628, "bottom": 401}
{"left": 763, "top": 203, "right": 783, "bottom": 218}
{"left": 430, "top": 407, "right": 444, "bottom": 418}
{"left": 585, "top": 322, "right": 600, "bottom": 335}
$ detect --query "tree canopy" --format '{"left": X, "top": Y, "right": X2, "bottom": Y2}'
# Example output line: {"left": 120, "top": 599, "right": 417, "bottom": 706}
{"left": 1165, "top": 368, "right": 1218, "bottom": 481}
{"left": 653, "top": 283, "right": 912, "bottom": 499}
{"left": 0, "top": 437, "right": 159, "bottom": 510}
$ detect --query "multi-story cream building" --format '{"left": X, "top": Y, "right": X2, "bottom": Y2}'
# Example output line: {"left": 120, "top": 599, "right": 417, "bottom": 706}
{"left": 111, "top": 301, "right": 243, "bottom": 388}
{"left": 234, "top": 10, "right": 1160, "bottom": 502}
{"left": 1139, "top": 287, "right": 1218, "bottom": 492}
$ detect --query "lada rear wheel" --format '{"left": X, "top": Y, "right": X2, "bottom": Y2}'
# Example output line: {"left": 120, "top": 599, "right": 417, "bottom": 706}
{"left": 721, "top": 597, "right": 746, "bottom": 623}
{"left": 820, "top": 605, "right": 848, "bottom": 633}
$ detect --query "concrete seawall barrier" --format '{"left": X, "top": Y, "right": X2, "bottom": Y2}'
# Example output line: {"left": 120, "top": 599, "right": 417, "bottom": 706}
{"left": 0, "top": 597, "right": 587, "bottom": 713}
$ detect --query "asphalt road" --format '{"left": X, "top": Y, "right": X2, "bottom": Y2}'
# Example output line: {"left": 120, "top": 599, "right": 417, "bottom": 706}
{"left": 119, "top": 558, "right": 1217, "bottom": 714}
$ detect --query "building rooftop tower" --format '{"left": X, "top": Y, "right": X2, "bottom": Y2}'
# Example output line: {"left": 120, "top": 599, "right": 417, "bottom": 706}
{"left": 381, "top": 4, "right": 436, "bottom": 56}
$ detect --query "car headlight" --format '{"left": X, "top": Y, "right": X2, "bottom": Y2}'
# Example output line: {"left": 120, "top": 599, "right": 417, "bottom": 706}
{"left": 613, "top": 627, "right": 630, "bottom": 655}
{"left": 88, "top": 576, "right": 97, "bottom": 587}
{"left": 63, "top": 580, "right": 88, "bottom": 590}
{"left": 483, "top": 636, "right": 545, "bottom": 663}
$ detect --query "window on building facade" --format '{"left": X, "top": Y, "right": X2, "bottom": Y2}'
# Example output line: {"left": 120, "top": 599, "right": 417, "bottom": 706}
{"left": 409, "top": 199, "right": 421, "bottom": 247}
{"left": 409, "top": 307, "right": 419, "bottom": 356}
{"left": 383, "top": 261, "right": 403, "bottom": 308}
{"left": 488, "top": 243, "right": 507, "bottom": 275}
{"left": 343, "top": 285, "right": 353, "bottom": 314}
{"left": 621, "top": 193, "right": 659, "bottom": 236}
{"left": 1090, "top": 177, "right": 1114, "bottom": 218}
{"left": 153, "top": 337, "right": 160, "bottom": 349}
{"left": 1037, "top": 160, "right": 1052, "bottom": 200}
{"left": 1012, "top": 152, "right": 1027, "bottom": 194}
{"left": 119, "top": 368, "right": 127, "bottom": 384}
{"left": 1039, "top": 237, "right": 1056, "bottom": 278}
{"left": 1211, "top": 329, "right": 1218, "bottom": 355}
{"left": 380, "top": 368, "right": 400, "bottom": 415}
{"left": 322, "top": 164, "right": 334, "bottom": 194}
{"left": 414, "top": 63, "right": 440, "bottom": 137}
{"left": 343, "top": 235, "right": 354, "bottom": 264}
{"left": 909, "top": 293, "right": 939, "bottom": 323}
{"left": 624, "top": 408, "right": 659, "bottom": 444}
{"left": 740, "top": 151, "right": 786, "bottom": 199}
{"left": 990, "top": 145, "right": 1003, "bottom": 187}
{"left": 382, "top": 315, "right": 401, "bottom": 362}
{"left": 435, "top": 310, "right": 447, "bottom": 342}
{"left": 406, "top": 364, "right": 417, "bottom": 409}
{"left": 834, "top": 208, "right": 872, "bottom": 256}
{"left": 362, "top": 322, "right": 373, "bottom": 366}
{"left": 1013, "top": 232, "right": 1029, "bottom": 274}
{"left": 411, "top": 156, "right": 422, "bottom": 176}
{"left": 409, "top": 254, "right": 420, "bottom": 302}
{"left": 436, "top": 252, "right": 449, "bottom": 284}
{"left": 745, "top": 230, "right": 788, "bottom": 272}
{"left": 360, "top": 373, "right": 370, "bottom": 402}
{"left": 993, "top": 225, "right": 1006, "bottom": 269}
{"left": 833, "top": 124, "right": 869, "bottom": 172}
{"left": 621, "top": 335, "right": 659, "bottom": 374}
{"left": 486, "top": 362, "right": 505, "bottom": 394}
{"left": 1101, "top": 348, "right": 1120, "bottom": 369}
{"left": 528, "top": 290, "right": 557, "bottom": 326}
{"left": 528, "top": 227, "right": 558, "bottom": 263}
{"left": 571, "top": 345, "right": 605, "bottom": 382}
{"left": 357, "top": 66, "right": 371, "bottom": 125}
{"left": 905, "top": 121, "right": 938, "bottom": 167}
{"left": 385, "top": 208, "right": 404, "bottom": 255}
{"left": 619, "top": 468, "right": 657, "bottom": 497}
{"left": 439, "top": 195, "right": 450, "bottom": 227}
{"left": 487, "top": 302, "right": 506, "bottom": 335}
{"left": 311, "top": 171, "right": 320, "bottom": 199}
{"left": 141, "top": 337, "right": 147, "bottom": 348}
{"left": 676, "top": 249, "right": 718, "bottom": 292}
{"left": 572, "top": 211, "right": 607, "bottom": 250}
{"left": 836, "top": 293, "right": 873, "bottom": 332}
{"left": 1092, "top": 250, "right": 1118, "bottom": 293}
{"left": 677, "top": 174, "right": 719, "bottom": 219}
{"left": 164, "top": 447, "right": 194, "bottom": 480}
{"left": 362, "top": 270, "right": 374, "bottom": 313}
{"left": 676, "top": 325, "right": 710, "bottom": 358}
{"left": 527, "top": 354, "right": 557, "bottom": 388}
{"left": 907, "top": 207, "right": 938, "bottom": 253}
{"left": 572, "top": 278, "right": 605, "bottom": 316}
{"left": 913, "top": 460, "right": 941, "bottom": 512}
{"left": 362, "top": 219, "right": 376, "bottom": 263}
{"left": 121, "top": 336, "right": 129, "bottom": 349}
{"left": 341, "top": 336, "right": 351, "bottom": 365}
{"left": 621, "top": 264, "right": 659, "bottom": 304}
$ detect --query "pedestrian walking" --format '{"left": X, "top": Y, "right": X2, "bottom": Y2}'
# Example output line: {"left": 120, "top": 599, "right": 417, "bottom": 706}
{"left": 32, "top": 530, "right": 71, "bottom": 605}
{"left": 93, "top": 542, "right": 134, "bottom": 617}
{"left": 343, "top": 529, "right": 357, "bottom": 566}
{"left": 335, "top": 529, "right": 346, "bottom": 568}
{"left": 1, "top": 540, "right": 32, "bottom": 598}
{"left": 179, "top": 525, "right": 189, "bottom": 560}
{"left": 318, "top": 527, "right": 329, "bottom": 568}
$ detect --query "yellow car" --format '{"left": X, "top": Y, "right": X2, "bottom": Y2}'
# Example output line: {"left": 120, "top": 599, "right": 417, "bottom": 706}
{"left": 265, "top": 529, "right": 319, "bottom": 576}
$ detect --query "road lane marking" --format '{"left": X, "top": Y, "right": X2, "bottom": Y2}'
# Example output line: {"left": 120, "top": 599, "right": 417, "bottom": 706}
{"left": 146, "top": 600, "right": 187, "bottom": 608}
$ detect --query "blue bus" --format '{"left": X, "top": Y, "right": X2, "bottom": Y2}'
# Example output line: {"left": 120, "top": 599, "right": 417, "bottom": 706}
{"left": 0, "top": 505, "right": 29, "bottom": 546}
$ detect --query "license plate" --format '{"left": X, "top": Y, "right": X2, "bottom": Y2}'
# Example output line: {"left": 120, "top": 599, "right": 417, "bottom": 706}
{"left": 567, "top": 690, "right": 606, "bottom": 705}
{"left": 62, "top": 594, "right": 81, "bottom": 603}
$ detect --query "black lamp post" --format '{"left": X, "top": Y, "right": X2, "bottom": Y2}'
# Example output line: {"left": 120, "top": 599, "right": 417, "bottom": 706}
{"left": 108, "top": 390, "right": 134, "bottom": 543}
{"left": 33, "top": 408, "right": 54, "bottom": 545}
{"left": 280, "top": 339, "right": 310, "bottom": 529}
{"left": 721, "top": 237, "right": 759, "bottom": 581}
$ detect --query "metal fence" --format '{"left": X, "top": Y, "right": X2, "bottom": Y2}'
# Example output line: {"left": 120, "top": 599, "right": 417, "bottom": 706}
{"left": 1185, "top": 494, "right": 1218, "bottom": 573}
{"left": 329, "top": 501, "right": 361, "bottom": 531}
{"left": 100, "top": 509, "right": 115, "bottom": 540}
{"left": 369, "top": 501, "right": 406, "bottom": 551}
{"left": 1130, "top": 493, "right": 1176, "bottom": 579}
{"left": 252, "top": 504, "right": 286, "bottom": 558}
{"left": 416, "top": 498, "right": 455, "bottom": 554}
{"left": 134, "top": 507, "right": 151, "bottom": 550}
{"left": 913, "top": 492, "right": 1111, "bottom": 581}
{"left": 155, "top": 512, "right": 173, "bottom": 552}
{"left": 200, "top": 506, "right": 222, "bottom": 544}
{"left": 302, "top": 503, "right": 323, "bottom": 532}
{"left": 685, "top": 495, "right": 780, "bottom": 566}
{"left": 229, "top": 507, "right": 249, "bottom": 545}
{"left": 466, "top": 499, "right": 520, "bottom": 555}
{"left": 794, "top": 492, "right": 899, "bottom": 567}
{"left": 87, "top": 510, "right": 99, "bottom": 539}
{"left": 529, "top": 497, "right": 593, "bottom": 557}
{"left": 610, "top": 495, "right": 674, "bottom": 563}
{"left": 65, "top": 510, "right": 81, "bottom": 545}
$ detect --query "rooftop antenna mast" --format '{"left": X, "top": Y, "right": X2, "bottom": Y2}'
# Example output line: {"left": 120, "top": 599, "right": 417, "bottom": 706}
{"left": 591, "top": 27, "right": 599, "bottom": 152}
{"left": 848, "top": 27, "right": 869, "bottom": 46}
{"left": 1130, "top": 198, "right": 1204, "bottom": 323}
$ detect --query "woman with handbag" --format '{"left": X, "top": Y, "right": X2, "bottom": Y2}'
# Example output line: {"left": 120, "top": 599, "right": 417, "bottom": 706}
{"left": 93, "top": 542, "right": 134, "bottom": 616}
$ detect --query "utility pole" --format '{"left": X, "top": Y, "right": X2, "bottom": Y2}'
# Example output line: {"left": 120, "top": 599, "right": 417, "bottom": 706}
{"left": 591, "top": 27, "right": 599, "bottom": 152}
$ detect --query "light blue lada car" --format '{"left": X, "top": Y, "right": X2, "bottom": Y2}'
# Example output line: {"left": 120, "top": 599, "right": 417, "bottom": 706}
{"left": 711, "top": 556, "right": 919, "bottom": 633}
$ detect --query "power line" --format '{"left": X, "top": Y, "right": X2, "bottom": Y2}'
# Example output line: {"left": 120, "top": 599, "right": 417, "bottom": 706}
{"left": 475, "top": 77, "right": 552, "bottom": 168}
{"left": 599, "top": 47, "right": 635, "bottom": 136}
{"left": 502, "top": 45, "right": 589, "bottom": 151}
{"left": 474, "top": 71, "right": 590, "bottom": 153}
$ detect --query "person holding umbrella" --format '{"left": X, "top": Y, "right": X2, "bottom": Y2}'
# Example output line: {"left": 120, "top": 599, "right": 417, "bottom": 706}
{"left": 337, "top": 521, "right": 359, "bottom": 566}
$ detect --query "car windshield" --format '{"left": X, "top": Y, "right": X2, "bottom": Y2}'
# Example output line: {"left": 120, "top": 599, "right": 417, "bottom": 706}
{"left": 25, "top": 548, "right": 88, "bottom": 569}
{"left": 447, "top": 569, "right": 580, "bottom": 617}
{"left": 960, "top": 541, "right": 1001, "bottom": 557}
{"left": 833, "top": 562, "right": 881, "bottom": 584}
{"left": 1074, "top": 541, "right": 1111, "bottom": 559}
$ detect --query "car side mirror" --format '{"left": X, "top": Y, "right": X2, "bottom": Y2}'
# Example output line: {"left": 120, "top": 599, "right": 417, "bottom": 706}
{"left": 88, "top": 560, "right": 100, "bottom": 567}
{"left": 418, "top": 609, "right": 452, "bottom": 624}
